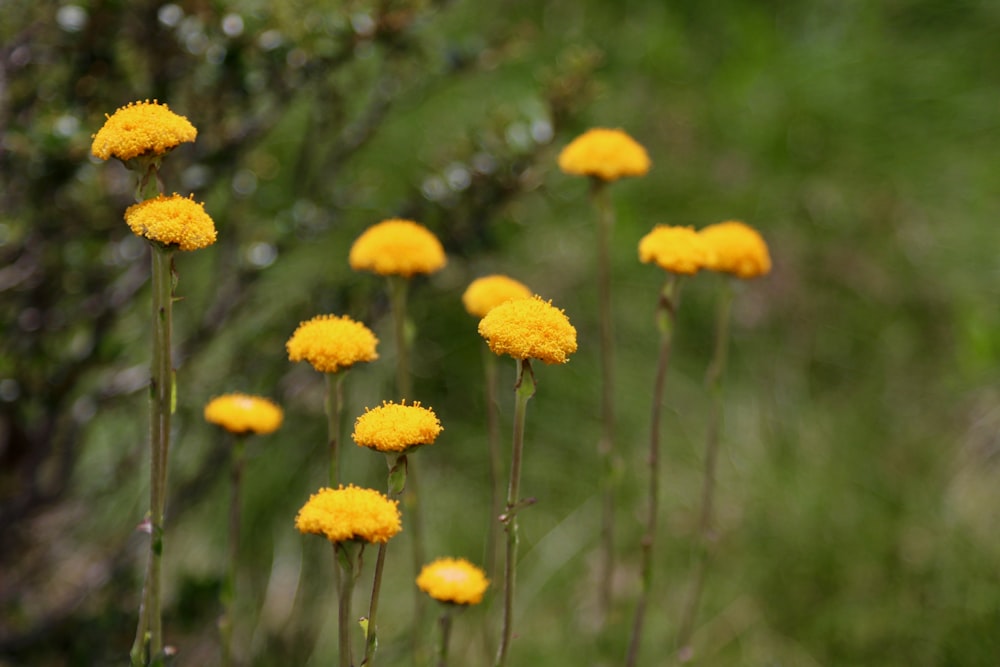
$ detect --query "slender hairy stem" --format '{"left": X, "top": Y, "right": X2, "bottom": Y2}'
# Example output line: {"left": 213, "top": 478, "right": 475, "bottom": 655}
{"left": 387, "top": 275, "right": 427, "bottom": 660}
{"left": 335, "top": 542, "right": 359, "bottom": 667}
{"left": 326, "top": 372, "right": 346, "bottom": 486}
{"left": 676, "top": 278, "right": 734, "bottom": 662}
{"left": 220, "top": 434, "right": 247, "bottom": 667}
{"left": 591, "top": 178, "right": 617, "bottom": 620}
{"left": 436, "top": 607, "right": 453, "bottom": 667}
{"left": 131, "top": 244, "right": 174, "bottom": 666}
{"left": 483, "top": 348, "right": 502, "bottom": 582}
{"left": 363, "top": 454, "right": 408, "bottom": 666}
{"left": 494, "top": 359, "right": 536, "bottom": 667}
{"left": 626, "top": 275, "right": 681, "bottom": 667}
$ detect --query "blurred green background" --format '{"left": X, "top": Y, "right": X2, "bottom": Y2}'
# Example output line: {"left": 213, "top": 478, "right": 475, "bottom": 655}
{"left": 2, "top": 0, "right": 1000, "bottom": 665}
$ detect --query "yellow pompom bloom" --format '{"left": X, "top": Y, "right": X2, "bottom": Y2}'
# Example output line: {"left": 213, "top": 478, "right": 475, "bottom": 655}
{"left": 557, "top": 128, "right": 651, "bottom": 182}
{"left": 349, "top": 219, "right": 447, "bottom": 278}
{"left": 698, "top": 220, "right": 772, "bottom": 279}
{"left": 462, "top": 275, "right": 533, "bottom": 318}
{"left": 638, "top": 225, "right": 714, "bottom": 276}
{"left": 295, "top": 485, "right": 402, "bottom": 544}
{"left": 123, "top": 193, "right": 218, "bottom": 251}
{"left": 478, "top": 296, "right": 577, "bottom": 365}
{"left": 204, "top": 393, "right": 283, "bottom": 435}
{"left": 286, "top": 314, "right": 379, "bottom": 374}
{"left": 352, "top": 400, "right": 443, "bottom": 453}
{"left": 416, "top": 557, "right": 490, "bottom": 605}
{"left": 91, "top": 99, "right": 197, "bottom": 162}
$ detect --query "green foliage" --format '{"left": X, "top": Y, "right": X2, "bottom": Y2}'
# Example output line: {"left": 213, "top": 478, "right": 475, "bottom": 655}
{"left": 2, "top": 0, "right": 999, "bottom": 665}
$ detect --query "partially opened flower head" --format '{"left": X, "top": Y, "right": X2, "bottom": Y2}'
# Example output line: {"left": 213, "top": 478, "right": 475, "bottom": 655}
{"left": 91, "top": 99, "right": 197, "bottom": 162}
{"left": 353, "top": 400, "right": 443, "bottom": 453}
{"left": 638, "top": 225, "right": 714, "bottom": 276}
{"left": 124, "top": 193, "right": 217, "bottom": 251}
{"left": 204, "top": 393, "right": 283, "bottom": 435}
{"left": 462, "top": 274, "right": 532, "bottom": 318}
{"left": 349, "top": 219, "right": 447, "bottom": 278}
{"left": 698, "top": 220, "right": 772, "bottom": 279}
{"left": 416, "top": 557, "right": 490, "bottom": 605}
{"left": 295, "top": 485, "right": 402, "bottom": 544}
{"left": 557, "top": 128, "right": 651, "bottom": 182}
{"left": 478, "top": 296, "right": 577, "bottom": 365}
{"left": 286, "top": 314, "right": 379, "bottom": 374}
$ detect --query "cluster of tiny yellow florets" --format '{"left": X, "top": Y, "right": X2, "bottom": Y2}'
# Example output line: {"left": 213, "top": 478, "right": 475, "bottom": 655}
{"left": 295, "top": 485, "right": 402, "bottom": 544}
{"left": 352, "top": 400, "right": 443, "bottom": 453}
{"left": 558, "top": 128, "right": 651, "bottom": 182}
{"left": 478, "top": 295, "right": 578, "bottom": 365}
{"left": 698, "top": 220, "right": 772, "bottom": 279}
{"left": 416, "top": 557, "right": 490, "bottom": 605}
{"left": 91, "top": 99, "right": 197, "bottom": 162}
{"left": 286, "top": 314, "right": 379, "bottom": 374}
{"left": 462, "top": 275, "right": 533, "bottom": 318}
{"left": 123, "top": 193, "right": 218, "bottom": 251}
{"left": 638, "top": 225, "right": 715, "bottom": 276}
{"left": 349, "top": 219, "right": 447, "bottom": 278}
{"left": 203, "top": 393, "right": 284, "bottom": 435}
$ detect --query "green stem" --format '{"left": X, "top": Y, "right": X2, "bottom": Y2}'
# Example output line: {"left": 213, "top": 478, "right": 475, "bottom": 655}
{"left": 220, "top": 434, "right": 247, "bottom": 667}
{"left": 626, "top": 275, "right": 681, "bottom": 667}
{"left": 494, "top": 358, "right": 536, "bottom": 667}
{"left": 676, "top": 277, "right": 734, "bottom": 662}
{"left": 591, "top": 177, "right": 616, "bottom": 620}
{"left": 326, "top": 372, "right": 346, "bottom": 486}
{"left": 363, "top": 454, "right": 408, "bottom": 666}
{"left": 436, "top": 607, "right": 453, "bottom": 667}
{"left": 335, "top": 542, "right": 360, "bottom": 667}
{"left": 131, "top": 244, "right": 175, "bottom": 666}
{"left": 388, "top": 275, "right": 412, "bottom": 399}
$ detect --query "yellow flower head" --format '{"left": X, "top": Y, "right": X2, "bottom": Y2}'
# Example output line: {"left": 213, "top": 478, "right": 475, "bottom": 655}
{"left": 557, "top": 127, "right": 651, "bottom": 182}
{"left": 416, "top": 557, "right": 490, "bottom": 605}
{"left": 204, "top": 393, "right": 284, "bottom": 435}
{"left": 698, "top": 220, "right": 772, "bottom": 279}
{"left": 477, "top": 296, "right": 577, "bottom": 365}
{"left": 353, "top": 400, "right": 443, "bottom": 453}
{"left": 638, "top": 225, "right": 714, "bottom": 275}
{"left": 349, "top": 219, "right": 447, "bottom": 278}
{"left": 123, "top": 193, "right": 217, "bottom": 251}
{"left": 286, "top": 314, "right": 379, "bottom": 374}
{"left": 91, "top": 99, "right": 197, "bottom": 162}
{"left": 462, "top": 274, "right": 533, "bottom": 318}
{"left": 295, "top": 485, "right": 402, "bottom": 544}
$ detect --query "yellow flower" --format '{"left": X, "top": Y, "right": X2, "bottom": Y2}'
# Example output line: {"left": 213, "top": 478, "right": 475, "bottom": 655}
{"left": 352, "top": 400, "right": 443, "bottom": 453}
{"left": 638, "top": 225, "right": 714, "bottom": 275}
{"left": 123, "top": 193, "right": 217, "bottom": 251}
{"left": 462, "top": 275, "right": 533, "bottom": 318}
{"left": 286, "top": 314, "right": 379, "bottom": 374}
{"left": 557, "top": 128, "right": 651, "bottom": 182}
{"left": 91, "top": 99, "right": 197, "bottom": 162}
{"left": 204, "top": 393, "right": 284, "bottom": 435}
{"left": 416, "top": 557, "right": 490, "bottom": 605}
{"left": 295, "top": 485, "right": 402, "bottom": 544}
{"left": 478, "top": 295, "right": 577, "bottom": 365}
{"left": 698, "top": 220, "right": 772, "bottom": 279}
{"left": 349, "top": 219, "right": 447, "bottom": 278}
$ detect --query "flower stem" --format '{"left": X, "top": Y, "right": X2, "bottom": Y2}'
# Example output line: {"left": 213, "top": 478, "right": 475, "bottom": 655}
{"left": 335, "top": 542, "right": 360, "bottom": 667}
{"left": 676, "top": 277, "right": 734, "bottom": 662}
{"left": 436, "top": 607, "right": 454, "bottom": 667}
{"left": 626, "top": 275, "right": 680, "bottom": 667}
{"left": 326, "top": 372, "right": 346, "bottom": 486}
{"left": 131, "top": 244, "right": 175, "bottom": 666}
{"left": 483, "top": 347, "right": 502, "bottom": 582}
{"left": 591, "top": 177, "right": 617, "bottom": 621}
{"left": 494, "top": 358, "right": 536, "bottom": 667}
{"left": 220, "top": 434, "right": 247, "bottom": 667}
{"left": 363, "top": 454, "right": 408, "bottom": 667}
